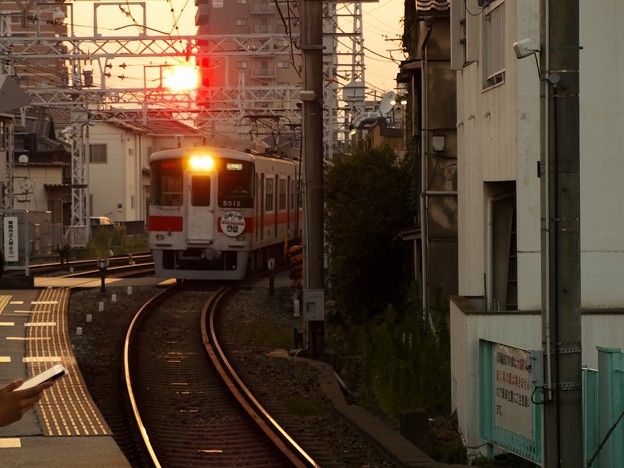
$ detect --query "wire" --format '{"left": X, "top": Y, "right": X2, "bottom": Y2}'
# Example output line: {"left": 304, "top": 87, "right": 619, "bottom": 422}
{"left": 273, "top": 0, "right": 301, "bottom": 79}
{"left": 463, "top": 0, "right": 489, "bottom": 17}
{"left": 363, "top": 45, "right": 401, "bottom": 63}
{"left": 586, "top": 410, "right": 624, "bottom": 467}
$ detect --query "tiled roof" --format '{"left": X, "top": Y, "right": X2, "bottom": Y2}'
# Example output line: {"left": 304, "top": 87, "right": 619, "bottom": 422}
{"left": 416, "top": 0, "right": 450, "bottom": 11}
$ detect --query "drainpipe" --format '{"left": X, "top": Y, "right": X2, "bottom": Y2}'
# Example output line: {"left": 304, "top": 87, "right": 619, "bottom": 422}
{"left": 485, "top": 192, "right": 515, "bottom": 311}
{"left": 420, "top": 17, "right": 433, "bottom": 324}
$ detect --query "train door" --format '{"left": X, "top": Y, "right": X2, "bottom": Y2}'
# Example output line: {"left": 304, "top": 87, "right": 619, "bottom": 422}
{"left": 186, "top": 174, "right": 214, "bottom": 242}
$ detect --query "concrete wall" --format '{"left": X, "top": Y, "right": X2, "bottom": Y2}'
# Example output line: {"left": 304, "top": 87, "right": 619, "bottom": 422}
{"left": 451, "top": 298, "right": 624, "bottom": 456}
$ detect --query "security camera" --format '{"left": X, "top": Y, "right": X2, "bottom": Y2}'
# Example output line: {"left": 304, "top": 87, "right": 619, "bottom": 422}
{"left": 513, "top": 38, "right": 538, "bottom": 59}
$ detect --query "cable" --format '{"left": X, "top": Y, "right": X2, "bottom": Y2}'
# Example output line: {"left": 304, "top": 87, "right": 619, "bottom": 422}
{"left": 463, "top": 0, "right": 490, "bottom": 17}
{"left": 586, "top": 410, "right": 624, "bottom": 467}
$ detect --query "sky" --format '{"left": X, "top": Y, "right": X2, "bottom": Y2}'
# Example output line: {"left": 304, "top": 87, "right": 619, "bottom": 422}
{"left": 69, "top": 0, "right": 405, "bottom": 97}
{"left": 361, "top": 0, "right": 406, "bottom": 96}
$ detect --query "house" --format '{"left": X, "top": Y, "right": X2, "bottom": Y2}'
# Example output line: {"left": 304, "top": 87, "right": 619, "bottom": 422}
{"left": 85, "top": 116, "right": 206, "bottom": 231}
{"left": 449, "top": 0, "right": 624, "bottom": 462}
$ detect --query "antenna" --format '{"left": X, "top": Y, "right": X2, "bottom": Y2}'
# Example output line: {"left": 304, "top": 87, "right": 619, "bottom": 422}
{"left": 379, "top": 91, "right": 396, "bottom": 116}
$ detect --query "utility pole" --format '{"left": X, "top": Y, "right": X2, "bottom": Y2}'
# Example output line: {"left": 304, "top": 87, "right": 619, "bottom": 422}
{"left": 541, "top": 0, "right": 582, "bottom": 466}
{"left": 301, "top": 0, "right": 325, "bottom": 359}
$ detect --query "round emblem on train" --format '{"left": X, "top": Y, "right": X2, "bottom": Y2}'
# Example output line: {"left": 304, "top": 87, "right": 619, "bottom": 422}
{"left": 220, "top": 211, "right": 246, "bottom": 237}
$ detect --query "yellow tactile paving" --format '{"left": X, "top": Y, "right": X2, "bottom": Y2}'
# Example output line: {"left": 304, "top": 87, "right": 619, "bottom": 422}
{"left": 25, "top": 288, "right": 110, "bottom": 437}
{"left": 0, "top": 295, "right": 12, "bottom": 314}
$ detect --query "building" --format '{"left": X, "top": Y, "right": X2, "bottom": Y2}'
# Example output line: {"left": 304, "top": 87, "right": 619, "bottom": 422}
{"left": 85, "top": 116, "right": 207, "bottom": 228}
{"left": 449, "top": 0, "right": 624, "bottom": 461}
{"left": 194, "top": 0, "right": 302, "bottom": 137}
{"left": 0, "top": 2, "right": 68, "bottom": 89}
{"left": 397, "top": 1, "right": 458, "bottom": 320}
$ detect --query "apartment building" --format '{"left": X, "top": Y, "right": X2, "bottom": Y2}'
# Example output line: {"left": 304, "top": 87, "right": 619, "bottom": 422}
{"left": 194, "top": 0, "right": 302, "bottom": 137}
{"left": 0, "top": 2, "right": 68, "bottom": 89}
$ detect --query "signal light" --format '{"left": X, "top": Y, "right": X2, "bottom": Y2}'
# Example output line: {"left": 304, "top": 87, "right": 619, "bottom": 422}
{"left": 288, "top": 244, "right": 303, "bottom": 287}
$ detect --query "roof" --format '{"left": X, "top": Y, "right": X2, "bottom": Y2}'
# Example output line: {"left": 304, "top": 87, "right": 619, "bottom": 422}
{"left": 102, "top": 115, "right": 203, "bottom": 137}
{"left": 416, "top": 0, "right": 450, "bottom": 11}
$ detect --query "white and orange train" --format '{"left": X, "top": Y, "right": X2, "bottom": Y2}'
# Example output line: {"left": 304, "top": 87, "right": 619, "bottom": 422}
{"left": 148, "top": 147, "right": 302, "bottom": 280}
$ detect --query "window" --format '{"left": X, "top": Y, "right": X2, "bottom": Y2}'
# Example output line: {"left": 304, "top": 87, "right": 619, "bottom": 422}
{"left": 237, "top": 61, "right": 248, "bottom": 69}
{"left": 218, "top": 160, "right": 253, "bottom": 208}
{"left": 278, "top": 178, "right": 286, "bottom": 210}
{"left": 482, "top": 0, "right": 505, "bottom": 88}
{"left": 265, "top": 178, "right": 274, "bottom": 212}
{"left": 150, "top": 158, "right": 183, "bottom": 206}
{"left": 0, "top": 121, "right": 5, "bottom": 151}
{"left": 277, "top": 61, "right": 290, "bottom": 69}
{"left": 236, "top": 0, "right": 246, "bottom": 3}
{"left": 235, "top": 18, "right": 247, "bottom": 26}
{"left": 191, "top": 175, "right": 211, "bottom": 206}
{"left": 90, "top": 144, "right": 107, "bottom": 163}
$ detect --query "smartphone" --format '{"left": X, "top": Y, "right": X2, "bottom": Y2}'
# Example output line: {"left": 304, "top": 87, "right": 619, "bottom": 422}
{"left": 16, "top": 364, "right": 69, "bottom": 391}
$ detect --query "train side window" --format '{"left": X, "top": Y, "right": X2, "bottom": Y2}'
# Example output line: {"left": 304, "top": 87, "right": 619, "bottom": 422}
{"left": 265, "top": 177, "right": 274, "bottom": 212}
{"left": 191, "top": 175, "right": 211, "bottom": 206}
{"left": 279, "top": 178, "right": 287, "bottom": 211}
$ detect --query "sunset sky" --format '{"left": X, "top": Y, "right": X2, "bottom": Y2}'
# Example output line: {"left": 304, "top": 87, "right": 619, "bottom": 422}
{"left": 68, "top": 0, "right": 404, "bottom": 95}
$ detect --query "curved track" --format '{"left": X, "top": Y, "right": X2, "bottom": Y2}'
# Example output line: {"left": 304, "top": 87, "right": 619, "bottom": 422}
{"left": 124, "top": 286, "right": 317, "bottom": 467}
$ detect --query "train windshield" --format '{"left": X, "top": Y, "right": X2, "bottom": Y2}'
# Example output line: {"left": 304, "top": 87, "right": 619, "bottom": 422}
{"left": 151, "top": 158, "right": 183, "bottom": 206}
{"left": 218, "top": 159, "right": 253, "bottom": 208}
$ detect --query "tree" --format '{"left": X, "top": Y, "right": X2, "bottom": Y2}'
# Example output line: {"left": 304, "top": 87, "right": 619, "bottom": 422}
{"left": 325, "top": 145, "right": 413, "bottom": 326}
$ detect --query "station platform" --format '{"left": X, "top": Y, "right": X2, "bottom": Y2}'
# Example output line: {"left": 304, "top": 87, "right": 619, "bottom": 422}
{"left": 0, "top": 288, "right": 132, "bottom": 467}
{"left": 33, "top": 276, "right": 175, "bottom": 289}
{"left": 0, "top": 271, "right": 288, "bottom": 467}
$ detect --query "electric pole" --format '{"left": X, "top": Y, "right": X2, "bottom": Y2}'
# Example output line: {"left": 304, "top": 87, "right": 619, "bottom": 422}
{"left": 541, "top": 0, "right": 582, "bottom": 466}
{"left": 302, "top": 0, "right": 325, "bottom": 359}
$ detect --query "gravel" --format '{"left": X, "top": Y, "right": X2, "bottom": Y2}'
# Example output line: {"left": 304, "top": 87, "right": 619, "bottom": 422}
{"left": 67, "top": 284, "right": 396, "bottom": 467}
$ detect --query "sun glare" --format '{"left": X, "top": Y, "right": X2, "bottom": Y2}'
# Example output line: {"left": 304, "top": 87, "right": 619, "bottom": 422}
{"left": 164, "top": 65, "right": 199, "bottom": 92}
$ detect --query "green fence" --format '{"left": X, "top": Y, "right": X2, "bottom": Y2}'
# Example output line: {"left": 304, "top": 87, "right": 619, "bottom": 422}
{"left": 479, "top": 342, "right": 624, "bottom": 467}
{"left": 584, "top": 347, "right": 624, "bottom": 468}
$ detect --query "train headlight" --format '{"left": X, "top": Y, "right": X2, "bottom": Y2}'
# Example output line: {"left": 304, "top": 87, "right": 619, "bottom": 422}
{"left": 188, "top": 155, "right": 215, "bottom": 172}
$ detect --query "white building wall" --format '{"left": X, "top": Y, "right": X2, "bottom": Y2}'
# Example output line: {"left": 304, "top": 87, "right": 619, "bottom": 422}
{"left": 579, "top": 0, "right": 624, "bottom": 308}
{"left": 88, "top": 125, "right": 127, "bottom": 222}
{"left": 451, "top": 302, "right": 624, "bottom": 456}
{"left": 13, "top": 165, "right": 62, "bottom": 213}
{"left": 450, "top": 301, "right": 542, "bottom": 454}
{"left": 457, "top": 0, "right": 542, "bottom": 310}
{"left": 452, "top": 0, "right": 624, "bottom": 455}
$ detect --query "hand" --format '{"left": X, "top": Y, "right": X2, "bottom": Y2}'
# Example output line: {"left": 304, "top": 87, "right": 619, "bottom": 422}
{"left": 0, "top": 380, "right": 53, "bottom": 427}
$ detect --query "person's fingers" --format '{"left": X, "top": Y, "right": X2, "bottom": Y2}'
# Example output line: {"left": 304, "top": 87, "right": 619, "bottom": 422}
{"left": 2, "top": 380, "right": 24, "bottom": 392}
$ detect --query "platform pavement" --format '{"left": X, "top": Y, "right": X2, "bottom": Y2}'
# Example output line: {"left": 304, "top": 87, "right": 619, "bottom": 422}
{"left": 0, "top": 288, "right": 132, "bottom": 467}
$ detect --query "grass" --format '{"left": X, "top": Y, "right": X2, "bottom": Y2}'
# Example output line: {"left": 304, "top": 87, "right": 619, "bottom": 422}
{"left": 235, "top": 323, "right": 293, "bottom": 349}
{"left": 285, "top": 397, "right": 331, "bottom": 417}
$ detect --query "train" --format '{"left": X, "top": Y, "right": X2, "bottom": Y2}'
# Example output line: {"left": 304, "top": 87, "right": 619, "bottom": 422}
{"left": 148, "top": 146, "right": 302, "bottom": 281}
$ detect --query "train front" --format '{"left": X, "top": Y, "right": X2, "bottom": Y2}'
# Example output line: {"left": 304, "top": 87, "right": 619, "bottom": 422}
{"left": 148, "top": 148, "right": 254, "bottom": 281}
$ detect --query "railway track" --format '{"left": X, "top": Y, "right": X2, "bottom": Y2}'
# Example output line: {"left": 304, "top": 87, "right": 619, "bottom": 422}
{"left": 124, "top": 285, "right": 318, "bottom": 467}
{"left": 3, "top": 252, "right": 154, "bottom": 278}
